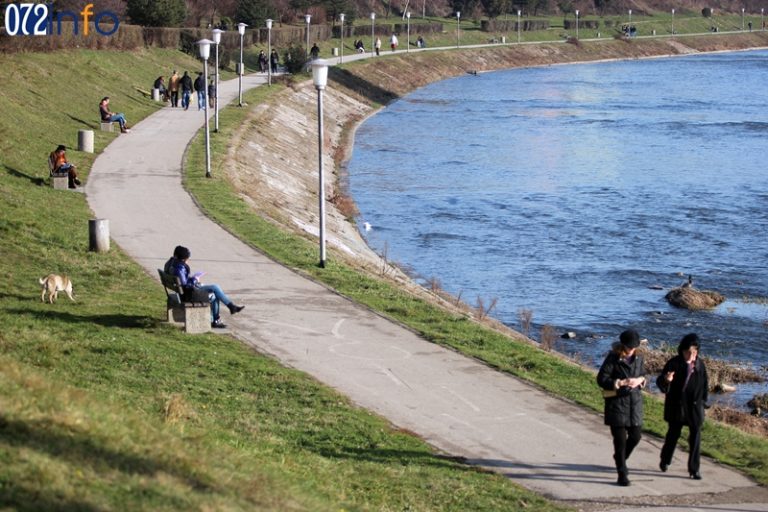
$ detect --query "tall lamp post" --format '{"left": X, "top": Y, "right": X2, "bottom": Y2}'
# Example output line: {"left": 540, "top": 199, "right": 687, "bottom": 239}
{"left": 628, "top": 9, "right": 632, "bottom": 36}
{"left": 575, "top": 9, "right": 579, "bottom": 39}
{"left": 339, "top": 13, "right": 345, "bottom": 63}
{"left": 370, "top": 12, "right": 375, "bottom": 56}
{"left": 211, "top": 28, "right": 222, "bottom": 132}
{"left": 671, "top": 8, "right": 675, "bottom": 35}
{"left": 517, "top": 10, "right": 521, "bottom": 43}
{"left": 456, "top": 11, "right": 461, "bottom": 47}
{"left": 406, "top": 12, "right": 411, "bottom": 52}
{"left": 266, "top": 18, "right": 273, "bottom": 86}
{"left": 237, "top": 23, "right": 246, "bottom": 107}
{"left": 762, "top": 8, "right": 765, "bottom": 30}
{"left": 305, "top": 14, "right": 311, "bottom": 59}
{"left": 196, "top": 39, "right": 212, "bottom": 178}
{"left": 742, "top": 7, "right": 746, "bottom": 31}
{"left": 312, "top": 59, "right": 329, "bottom": 268}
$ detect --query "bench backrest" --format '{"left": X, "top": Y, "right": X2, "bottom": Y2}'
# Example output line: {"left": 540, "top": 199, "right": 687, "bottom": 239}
{"left": 158, "top": 268, "right": 183, "bottom": 306}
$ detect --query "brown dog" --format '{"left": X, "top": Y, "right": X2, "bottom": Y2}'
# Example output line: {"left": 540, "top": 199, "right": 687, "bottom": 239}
{"left": 39, "top": 274, "right": 75, "bottom": 303}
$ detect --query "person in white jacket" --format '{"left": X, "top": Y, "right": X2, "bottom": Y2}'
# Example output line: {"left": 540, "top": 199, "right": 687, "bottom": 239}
{"left": 390, "top": 33, "right": 398, "bottom": 51}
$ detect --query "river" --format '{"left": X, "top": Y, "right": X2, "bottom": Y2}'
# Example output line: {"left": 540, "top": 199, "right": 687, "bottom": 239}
{"left": 347, "top": 49, "right": 768, "bottom": 407}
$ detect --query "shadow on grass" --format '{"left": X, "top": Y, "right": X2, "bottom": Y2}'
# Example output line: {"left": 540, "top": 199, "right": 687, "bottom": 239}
{"left": 0, "top": 414, "right": 214, "bottom": 493}
{"left": 0, "top": 482, "right": 101, "bottom": 512}
{"left": 4, "top": 164, "right": 46, "bottom": 187}
{"left": 10, "top": 309, "right": 160, "bottom": 329}
{"left": 65, "top": 113, "right": 98, "bottom": 130}
{"left": 317, "top": 445, "right": 478, "bottom": 472}
{"left": 329, "top": 67, "right": 400, "bottom": 105}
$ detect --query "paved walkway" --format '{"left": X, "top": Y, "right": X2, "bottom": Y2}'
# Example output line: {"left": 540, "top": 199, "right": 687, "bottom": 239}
{"left": 86, "top": 62, "right": 766, "bottom": 511}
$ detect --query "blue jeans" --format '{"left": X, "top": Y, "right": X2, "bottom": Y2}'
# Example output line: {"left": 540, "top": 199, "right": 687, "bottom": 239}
{"left": 199, "top": 284, "right": 231, "bottom": 321}
{"left": 182, "top": 90, "right": 191, "bottom": 109}
{"left": 197, "top": 91, "right": 206, "bottom": 110}
{"left": 108, "top": 113, "right": 126, "bottom": 129}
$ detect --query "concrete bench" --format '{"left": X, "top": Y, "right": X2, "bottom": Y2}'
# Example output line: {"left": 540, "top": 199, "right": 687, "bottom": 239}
{"left": 158, "top": 269, "right": 211, "bottom": 333}
{"left": 50, "top": 172, "right": 69, "bottom": 190}
{"left": 100, "top": 122, "right": 115, "bottom": 132}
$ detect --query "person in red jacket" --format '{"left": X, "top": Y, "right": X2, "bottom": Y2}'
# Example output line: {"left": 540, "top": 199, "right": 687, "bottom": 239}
{"left": 48, "top": 145, "right": 81, "bottom": 189}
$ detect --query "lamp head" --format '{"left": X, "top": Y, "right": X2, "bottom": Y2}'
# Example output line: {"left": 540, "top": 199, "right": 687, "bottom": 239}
{"left": 196, "top": 39, "right": 212, "bottom": 60}
{"left": 237, "top": 23, "right": 247, "bottom": 35}
{"left": 212, "top": 28, "right": 223, "bottom": 44}
{"left": 305, "top": 14, "right": 311, "bottom": 24}
{"left": 370, "top": 12, "right": 375, "bottom": 20}
{"left": 266, "top": 18, "right": 273, "bottom": 29}
{"left": 517, "top": 9, "right": 521, "bottom": 15}
{"left": 312, "top": 59, "right": 329, "bottom": 90}
{"left": 671, "top": 8, "right": 675, "bottom": 14}
{"left": 406, "top": 12, "right": 411, "bottom": 19}
{"left": 628, "top": 9, "right": 632, "bottom": 14}
{"left": 339, "top": 13, "right": 345, "bottom": 22}
{"left": 575, "top": 9, "right": 579, "bottom": 15}
{"left": 457, "top": 11, "right": 460, "bottom": 18}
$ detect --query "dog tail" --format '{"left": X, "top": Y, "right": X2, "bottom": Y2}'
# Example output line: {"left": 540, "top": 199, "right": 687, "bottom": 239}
{"left": 39, "top": 277, "right": 46, "bottom": 285}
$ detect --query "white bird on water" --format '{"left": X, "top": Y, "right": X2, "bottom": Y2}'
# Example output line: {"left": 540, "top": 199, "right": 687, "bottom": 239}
{"left": 363, "top": 222, "right": 372, "bottom": 232}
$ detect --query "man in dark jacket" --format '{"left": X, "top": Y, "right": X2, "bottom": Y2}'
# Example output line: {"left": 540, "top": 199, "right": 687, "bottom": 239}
{"left": 657, "top": 333, "right": 709, "bottom": 480}
{"left": 194, "top": 72, "right": 206, "bottom": 111}
{"left": 597, "top": 329, "right": 647, "bottom": 486}
{"left": 180, "top": 71, "right": 193, "bottom": 111}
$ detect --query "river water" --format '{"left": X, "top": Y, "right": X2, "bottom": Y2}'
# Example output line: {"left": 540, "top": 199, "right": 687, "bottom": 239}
{"left": 347, "top": 49, "right": 768, "bottom": 406}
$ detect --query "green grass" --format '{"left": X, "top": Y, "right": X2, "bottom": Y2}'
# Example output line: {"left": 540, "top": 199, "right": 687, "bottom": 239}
{"left": 183, "top": 48, "right": 768, "bottom": 487}
{"left": 0, "top": 49, "right": 569, "bottom": 510}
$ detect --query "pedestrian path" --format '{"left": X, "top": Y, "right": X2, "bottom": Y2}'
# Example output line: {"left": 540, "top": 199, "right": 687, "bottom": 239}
{"left": 86, "top": 65, "right": 765, "bottom": 511}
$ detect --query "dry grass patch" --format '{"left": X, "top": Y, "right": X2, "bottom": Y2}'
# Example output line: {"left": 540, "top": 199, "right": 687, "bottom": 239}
{"left": 665, "top": 286, "right": 726, "bottom": 309}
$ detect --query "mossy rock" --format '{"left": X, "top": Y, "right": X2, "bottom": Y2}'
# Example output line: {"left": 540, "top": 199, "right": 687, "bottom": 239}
{"left": 665, "top": 287, "right": 725, "bottom": 310}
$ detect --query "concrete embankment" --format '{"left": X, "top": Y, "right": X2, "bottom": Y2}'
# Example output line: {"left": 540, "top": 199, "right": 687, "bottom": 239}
{"left": 223, "top": 33, "right": 768, "bottom": 280}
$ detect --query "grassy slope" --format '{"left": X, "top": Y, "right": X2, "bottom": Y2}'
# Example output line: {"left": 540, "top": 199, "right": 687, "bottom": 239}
{"left": 0, "top": 50, "right": 565, "bottom": 510}
{"left": 183, "top": 39, "right": 768, "bottom": 487}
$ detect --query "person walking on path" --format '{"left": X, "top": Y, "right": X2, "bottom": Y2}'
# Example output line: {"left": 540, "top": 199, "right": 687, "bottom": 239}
{"left": 207, "top": 78, "right": 216, "bottom": 109}
{"left": 270, "top": 50, "right": 279, "bottom": 73}
{"left": 180, "top": 71, "right": 193, "bottom": 111}
{"left": 194, "top": 72, "right": 206, "bottom": 111}
{"left": 168, "top": 70, "right": 180, "bottom": 107}
{"left": 390, "top": 33, "right": 398, "bottom": 51}
{"left": 375, "top": 37, "right": 381, "bottom": 56}
{"left": 310, "top": 43, "right": 320, "bottom": 60}
{"left": 164, "top": 245, "right": 244, "bottom": 329}
{"left": 258, "top": 50, "right": 267, "bottom": 72}
{"left": 657, "top": 333, "right": 709, "bottom": 480}
{"left": 99, "top": 96, "right": 130, "bottom": 133}
{"left": 597, "top": 329, "right": 647, "bottom": 487}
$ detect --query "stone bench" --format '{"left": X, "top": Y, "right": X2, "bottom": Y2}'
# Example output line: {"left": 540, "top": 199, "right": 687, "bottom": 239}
{"left": 50, "top": 172, "right": 69, "bottom": 190}
{"left": 158, "top": 269, "right": 211, "bottom": 333}
{"left": 100, "top": 122, "right": 115, "bottom": 132}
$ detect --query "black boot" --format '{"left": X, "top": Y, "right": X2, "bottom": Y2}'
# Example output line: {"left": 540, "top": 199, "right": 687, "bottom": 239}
{"left": 228, "top": 303, "right": 244, "bottom": 315}
{"left": 617, "top": 472, "right": 630, "bottom": 486}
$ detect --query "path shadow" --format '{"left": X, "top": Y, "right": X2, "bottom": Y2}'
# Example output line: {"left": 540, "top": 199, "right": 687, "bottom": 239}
{"left": 0, "top": 414, "right": 213, "bottom": 493}
{"left": 329, "top": 67, "right": 400, "bottom": 106}
{"left": 3, "top": 164, "right": 46, "bottom": 186}
{"left": 314, "top": 445, "right": 475, "bottom": 471}
{"left": 9, "top": 308, "right": 160, "bottom": 329}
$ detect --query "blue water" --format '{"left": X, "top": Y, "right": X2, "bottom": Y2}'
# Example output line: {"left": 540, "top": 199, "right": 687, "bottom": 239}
{"left": 347, "top": 50, "right": 768, "bottom": 405}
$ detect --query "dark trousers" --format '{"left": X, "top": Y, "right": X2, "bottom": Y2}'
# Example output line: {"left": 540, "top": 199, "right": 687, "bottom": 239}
{"left": 610, "top": 426, "right": 642, "bottom": 475}
{"left": 170, "top": 90, "right": 179, "bottom": 107}
{"left": 661, "top": 421, "right": 701, "bottom": 474}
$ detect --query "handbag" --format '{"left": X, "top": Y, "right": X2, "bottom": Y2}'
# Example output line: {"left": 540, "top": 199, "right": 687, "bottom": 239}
{"left": 183, "top": 287, "right": 212, "bottom": 303}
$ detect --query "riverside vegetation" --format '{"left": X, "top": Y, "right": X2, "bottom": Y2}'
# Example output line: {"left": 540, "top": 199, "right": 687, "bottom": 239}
{"left": 1, "top": 37, "right": 767, "bottom": 512}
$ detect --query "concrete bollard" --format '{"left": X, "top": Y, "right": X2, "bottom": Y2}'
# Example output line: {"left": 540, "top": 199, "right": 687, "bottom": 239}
{"left": 152, "top": 88, "right": 160, "bottom": 101}
{"left": 88, "top": 218, "right": 110, "bottom": 252}
{"left": 332, "top": 47, "right": 339, "bottom": 56}
{"left": 77, "top": 129, "right": 94, "bottom": 153}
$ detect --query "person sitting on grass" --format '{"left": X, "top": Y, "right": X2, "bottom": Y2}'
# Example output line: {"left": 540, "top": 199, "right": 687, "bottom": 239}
{"left": 164, "top": 245, "right": 244, "bottom": 329}
{"left": 99, "top": 96, "right": 130, "bottom": 133}
{"left": 48, "top": 144, "right": 81, "bottom": 189}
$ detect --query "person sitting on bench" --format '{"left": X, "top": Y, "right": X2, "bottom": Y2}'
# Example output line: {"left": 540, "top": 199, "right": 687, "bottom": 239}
{"left": 164, "top": 245, "right": 244, "bottom": 329}
{"left": 49, "top": 145, "right": 81, "bottom": 189}
{"left": 99, "top": 96, "right": 130, "bottom": 133}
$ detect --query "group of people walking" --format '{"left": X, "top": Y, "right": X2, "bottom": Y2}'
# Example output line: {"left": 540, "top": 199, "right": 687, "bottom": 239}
{"left": 598, "top": 329, "right": 709, "bottom": 486}
{"left": 154, "top": 70, "right": 217, "bottom": 111}
{"left": 257, "top": 49, "right": 280, "bottom": 73}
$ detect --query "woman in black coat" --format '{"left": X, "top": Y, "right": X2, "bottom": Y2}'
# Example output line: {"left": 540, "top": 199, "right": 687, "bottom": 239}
{"left": 596, "top": 329, "right": 647, "bottom": 487}
{"left": 657, "top": 333, "right": 709, "bottom": 480}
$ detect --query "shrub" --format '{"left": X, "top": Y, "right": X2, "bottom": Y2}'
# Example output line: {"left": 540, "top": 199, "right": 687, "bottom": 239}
{"left": 702, "top": 7, "right": 712, "bottom": 18}
{"left": 283, "top": 45, "right": 308, "bottom": 74}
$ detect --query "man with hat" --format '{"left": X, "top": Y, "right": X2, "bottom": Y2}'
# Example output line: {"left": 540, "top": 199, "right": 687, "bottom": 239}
{"left": 596, "top": 329, "right": 647, "bottom": 486}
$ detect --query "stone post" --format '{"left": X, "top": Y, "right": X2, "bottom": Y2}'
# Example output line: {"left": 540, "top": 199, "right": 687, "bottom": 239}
{"left": 77, "top": 129, "right": 94, "bottom": 153}
{"left": 88, "top": 218, "right": 110, "bottom": 252}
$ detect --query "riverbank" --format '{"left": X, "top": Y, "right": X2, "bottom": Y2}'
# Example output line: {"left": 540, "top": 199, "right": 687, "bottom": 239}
{"left": 224, "top": 32, "right": 768, "bottom": 304}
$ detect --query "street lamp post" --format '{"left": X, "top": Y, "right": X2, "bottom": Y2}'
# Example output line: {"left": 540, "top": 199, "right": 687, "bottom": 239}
{"left": 312, "top": 59, "right": 329, "bottom": 268}
{"left": 517, "top": 10, "right": 521, "bottom": 43}
{"left": 370, "top": 12, "right": 375, "bottom": 56}
{"left": 305, "top": 14, "right": 311, "bottom": 59}
{"left": 456, "top": 11, "right": 461, "bottom": 47}
{"left": 406, "top": 12, "right": 411, "bottom": 52}
{"left": 237, "top": 23, "right": 246, "bottom": 107}
{"left": 671, "top": 8, "right": 675, "bottom": 36}
{"left": 628, "top": 9, "right": 632, "bottom": 36}
{"left": 211, "top": 28, "right": 222, "bottom": 132}
{"left": 742, "top": 8, "right": 746, "bottom": 31}
{"left": 762, "top": 8, "right": 765, "bottom": 30}
{"left": 266, "top": 18, "right": 273, "bottom": 86}
{"left": 196, "top": 39, "right": 212, "bottom": 178}
{"left": 575, "top": 9, "right": 579, "bottom": 39}
{"left": 339, "top": 13, "right": 345, "bottom": 63}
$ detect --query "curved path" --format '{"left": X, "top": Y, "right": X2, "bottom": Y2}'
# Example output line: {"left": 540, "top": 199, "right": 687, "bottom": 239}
{"left": 86, "top": 61, "right": 765, "bottom": 511}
